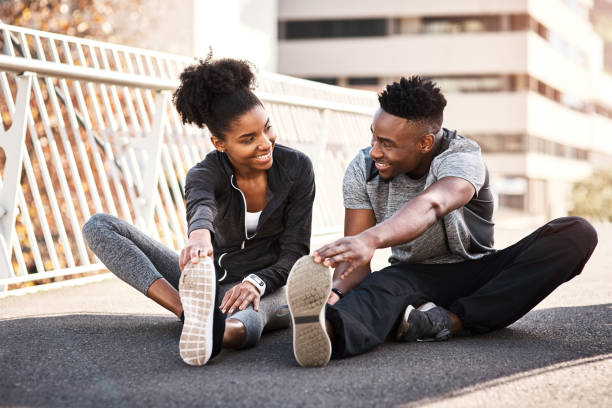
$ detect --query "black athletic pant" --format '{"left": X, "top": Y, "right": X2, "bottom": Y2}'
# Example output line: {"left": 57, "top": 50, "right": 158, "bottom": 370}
{"left": 326, "top": 217, "right": 598, "bottom": 359}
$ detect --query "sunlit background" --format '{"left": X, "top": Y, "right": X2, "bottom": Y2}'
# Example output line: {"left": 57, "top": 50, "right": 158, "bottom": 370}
{"left": 3, "top": 0, "right": 612, "bottom": 221}
{"left": 1, "top": 4, "right": 610, "bottom": 404}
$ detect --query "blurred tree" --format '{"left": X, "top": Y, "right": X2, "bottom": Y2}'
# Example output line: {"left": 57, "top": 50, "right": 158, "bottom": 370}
{"left": 0, "top": 0, "right": 141, "bottom": 42}
{"left": 569, "top": 168, "right": 612, "bottom": 222}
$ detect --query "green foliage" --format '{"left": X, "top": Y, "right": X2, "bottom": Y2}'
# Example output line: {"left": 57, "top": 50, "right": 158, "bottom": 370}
{"left": 569, "top": 168, "right": 612, "bottom": 222}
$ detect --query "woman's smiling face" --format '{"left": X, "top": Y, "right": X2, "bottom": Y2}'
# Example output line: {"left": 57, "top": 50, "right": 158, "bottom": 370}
{"left": 211, "top": 104, "right": 277, "bottom": 174}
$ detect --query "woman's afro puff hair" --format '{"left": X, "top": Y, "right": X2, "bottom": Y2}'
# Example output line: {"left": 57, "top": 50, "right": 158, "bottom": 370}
{"left": 379, "top": 76, "right": 447, "bottom": 125}
{"left": 172, "top": 52, "right": 259, "bottom": 133}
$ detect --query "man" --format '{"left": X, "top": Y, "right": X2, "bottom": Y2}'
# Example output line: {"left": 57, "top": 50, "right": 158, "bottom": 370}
{"left": 285, "top": 76, "right": 598, "bottom": 367}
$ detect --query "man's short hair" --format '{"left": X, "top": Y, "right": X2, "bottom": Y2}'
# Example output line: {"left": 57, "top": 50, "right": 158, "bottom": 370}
{"left": 378, "top": 76, "right": 447, "bottom": 129}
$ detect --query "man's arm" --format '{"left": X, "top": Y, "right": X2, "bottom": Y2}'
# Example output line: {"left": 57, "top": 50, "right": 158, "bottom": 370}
{"left": 327, "top": 208, "right": 376, "bottom": 304}
{"left": 314, "top": 176, "right": 475, "bottom": 275}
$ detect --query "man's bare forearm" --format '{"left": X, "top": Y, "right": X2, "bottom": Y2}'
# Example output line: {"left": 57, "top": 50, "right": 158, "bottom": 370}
{"left": 360, "top": 177, "right": 475, "bottom": 250}
{"left": 361, "top": 195, "right": 439, "bottom": 250}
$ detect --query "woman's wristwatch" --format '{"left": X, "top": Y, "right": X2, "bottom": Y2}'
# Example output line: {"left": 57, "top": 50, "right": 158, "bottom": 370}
{"left": 242, "top": 274, "right": 266, "bottom": 296}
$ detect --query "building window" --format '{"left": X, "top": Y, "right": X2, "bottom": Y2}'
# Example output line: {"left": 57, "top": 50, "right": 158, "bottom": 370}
{"left": 468, "top": 134, "right": 527, "bottom": 153}
{"left": 431, "top": 75, "right": 505, "bottom": 93}
{"left": 347, "top": 77, "right": 379, "bottom": 86}
{"left": 547, "top": 31, "right": 587, "bottom": 66}
{"left": 496, "top": 176, "right": 528, "bottom": 211}
{"left": 498, "top": 194, "right": 526, "bottom": 210}
{"left": 305, "top": 77, "right": 338, "bottom": 86}
{"left": 469, "top": 134, "right": 588, "bottom": 162}
{"left": 516, "top": 75, "right": 589, "bottom": 113}
{"left": 595, "top": 103, "right": 612, "bottom": 119}
{"left": 510, "top": 14, "right": 529, "bottom": 30}
{"left": 562, "top": 0, "right": 590, "bottom": 20}
{"left": 281, "top": 19, "right": 388, "bottom": 39}
{"left": 421, "top": 16, "right": 501, "bottom": 34}
{"left": 528, "top": 136, "right": 589, "bottom": 161}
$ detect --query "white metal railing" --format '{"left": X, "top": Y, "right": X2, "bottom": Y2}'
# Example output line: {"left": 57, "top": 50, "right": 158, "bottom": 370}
{"left": 0, "top": 24, "right": 377, "bottom": 294}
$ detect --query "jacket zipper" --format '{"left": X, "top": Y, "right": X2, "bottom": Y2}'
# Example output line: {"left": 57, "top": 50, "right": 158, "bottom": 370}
{"left": 216, "top": 253, "right": 228, "bottom": 282}
{"left": 230, "top": 174, "right": 256, "bottom": 249}
{"left": 217, "top": 175, "right": 257, "bottom": 281}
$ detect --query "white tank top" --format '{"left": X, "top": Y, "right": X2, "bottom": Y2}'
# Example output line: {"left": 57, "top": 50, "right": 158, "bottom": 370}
{"left": 245, "top": 211, "right": 262, "bottom": 234}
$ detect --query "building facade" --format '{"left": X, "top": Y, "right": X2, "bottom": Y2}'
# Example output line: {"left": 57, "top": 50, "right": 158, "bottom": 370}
{"left": 278, "top": 0, "right": 612, "bottom": 218}
{"left": 108, "top": 0, "right": 279, "bottom": 72}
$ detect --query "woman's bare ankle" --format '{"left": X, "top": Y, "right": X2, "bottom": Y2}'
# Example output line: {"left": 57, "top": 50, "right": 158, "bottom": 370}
{"left": 146, "top": 278, "right": 183, "bottom": 318}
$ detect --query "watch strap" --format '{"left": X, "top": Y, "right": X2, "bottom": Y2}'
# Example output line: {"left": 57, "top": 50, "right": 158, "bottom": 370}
{"left": 242, "top": 274, "right": 266, "bottom": 296}
{"left": 331, "top": 287, "right": 345, "bottom": 299}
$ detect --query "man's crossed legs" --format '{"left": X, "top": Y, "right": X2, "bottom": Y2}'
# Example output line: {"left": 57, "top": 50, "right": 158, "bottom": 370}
{"left": 288, "top": 217, "right": 597, "bottom": 365}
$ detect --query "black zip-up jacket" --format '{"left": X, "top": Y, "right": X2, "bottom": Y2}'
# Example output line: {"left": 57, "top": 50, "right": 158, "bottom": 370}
{"left": 184, "top": 144, "right": 315, "bottom": 296}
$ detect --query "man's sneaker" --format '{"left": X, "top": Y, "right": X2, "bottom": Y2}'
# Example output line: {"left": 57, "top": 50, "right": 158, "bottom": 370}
{"left": 179, "top": 258, "right": 224, "bottom": 366}
{"left": 395, "top": 302, "right": 453, "bottom": 342}
{"left": 287, "top": 255, "right": 332, "bottom": 367}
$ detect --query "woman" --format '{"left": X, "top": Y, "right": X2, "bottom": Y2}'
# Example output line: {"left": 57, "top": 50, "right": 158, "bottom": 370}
{"left": 82, "top": 56, "right": 315, "bottom": 366}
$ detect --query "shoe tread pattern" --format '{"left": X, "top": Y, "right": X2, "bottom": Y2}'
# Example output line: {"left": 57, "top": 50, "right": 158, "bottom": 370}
{"left": 179, "top": 260, "right": 215, "bottom": 366}
{"left": 287, "top": 255, "right": 332, "bottom": 367}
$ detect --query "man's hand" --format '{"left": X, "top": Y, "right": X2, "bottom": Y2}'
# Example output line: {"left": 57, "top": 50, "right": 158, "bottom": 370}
{"left": 220, "top": 282, "right": 261, "bottom": 314}
{"left": 180, "top": 229, "right": 213, "bottom": 270}
{"left": 313, "top": 233, "right": 377, "bottom": 278}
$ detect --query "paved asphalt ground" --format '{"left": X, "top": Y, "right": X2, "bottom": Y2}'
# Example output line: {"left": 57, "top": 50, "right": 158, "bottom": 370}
{"left": 1, "top": 221, "right": 611, "bottom": 407}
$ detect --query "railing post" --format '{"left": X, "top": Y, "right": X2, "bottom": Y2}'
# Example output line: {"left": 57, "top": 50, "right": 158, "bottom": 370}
{"left": 0, "top": 73, "right": 32, "bottom": 290}
{"left": 133, "top": 91, "right": 168, "bottom": 234}
{"left": 316, "top": 109, "right": 331, "bottom": 170}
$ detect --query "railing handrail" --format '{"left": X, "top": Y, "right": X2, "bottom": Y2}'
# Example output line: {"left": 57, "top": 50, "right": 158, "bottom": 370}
{"left": 0, "top": 55, "right": 374, "bottom": 115}
{"left": 0, "top": 23, "right": 196, "bottom": 62}
{"left": 0, "top": 54, "right": 177, "bottom": 90}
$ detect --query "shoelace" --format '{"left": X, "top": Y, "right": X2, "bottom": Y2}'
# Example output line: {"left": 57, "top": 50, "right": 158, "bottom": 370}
{"left": 274, "top": 304, "right": 290, "bottom": 318}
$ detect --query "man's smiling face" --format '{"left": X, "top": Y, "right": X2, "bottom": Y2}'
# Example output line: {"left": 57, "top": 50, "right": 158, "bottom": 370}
{"left": 369, "top": 108, "right": 437, "bottom": 180}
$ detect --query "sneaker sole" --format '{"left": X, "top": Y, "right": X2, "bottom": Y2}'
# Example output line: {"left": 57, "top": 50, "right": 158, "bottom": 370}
{"left": 417, "top": 329, "right": 452, "bottom": 342}
{"left": 179, "top": 259, "right": 216, "bottom": 366}
{"left": 287, "top": 255, "right": 332, "bottom": 367}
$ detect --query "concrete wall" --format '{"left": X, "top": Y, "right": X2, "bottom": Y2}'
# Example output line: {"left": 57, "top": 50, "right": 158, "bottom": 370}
{"left": 110, "top": 0, "right": 279, "bottom": 71}
{"left": 526, "top": 93, "right": 593, "bottom": 148}
{"left": 444, "top": 92, "right": 527, "bottom": 134}
{"left": 526, "top": 34, "right": 592, "bottom": 99}
{"left": 194, "top": 0, "right": 278, "bottom": 71}
{"left": 484, "top": 153, "right": 592, "bottom": 181}
{"left": 279, "top": 0, "right": 528, "bottom": 19}
{"left": 279, "top": 32, "right": 529, "bottom": 77}
{"left": 592, "top": 114, "right": 612, "bottom": 155}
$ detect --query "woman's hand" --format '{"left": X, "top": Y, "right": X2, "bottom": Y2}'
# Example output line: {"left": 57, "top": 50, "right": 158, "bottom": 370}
{"left": 220, "top": 282, "right": 261, "bottom": 314}
{"left": 180, "top": 229, "right": 214, "bottom": 270}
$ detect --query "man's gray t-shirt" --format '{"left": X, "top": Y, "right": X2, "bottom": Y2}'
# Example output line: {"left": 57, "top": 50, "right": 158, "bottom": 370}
{"left": 343, "top": 129, "right": 495, "bottom": 264}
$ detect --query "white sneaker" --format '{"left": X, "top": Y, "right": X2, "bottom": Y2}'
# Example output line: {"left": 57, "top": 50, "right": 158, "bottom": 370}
{"left": 178, "top": 258, "right": 217, "bottom": 366}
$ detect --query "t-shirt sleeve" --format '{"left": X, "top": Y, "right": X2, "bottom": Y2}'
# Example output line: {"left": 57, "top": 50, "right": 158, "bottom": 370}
{"left": 343, "top": 152, "right": 372, "bottom": 210}
{"left": 435, "top": 145, "right": 486, "bottom": 194}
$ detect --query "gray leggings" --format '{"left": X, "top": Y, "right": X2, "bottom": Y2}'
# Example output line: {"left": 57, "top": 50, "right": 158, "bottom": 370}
{"left": 82, "top": 213, "right": 289, "bottom": 348}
